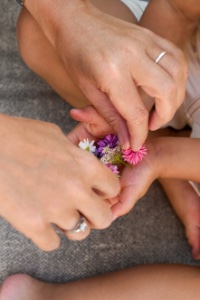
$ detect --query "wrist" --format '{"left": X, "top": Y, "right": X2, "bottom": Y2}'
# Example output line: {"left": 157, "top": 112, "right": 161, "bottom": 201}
{"left": 23, "top": 0, "right": 89, "bottom": 46}
{"left": 146, "top": 138, "right": 166, "bottom": 180}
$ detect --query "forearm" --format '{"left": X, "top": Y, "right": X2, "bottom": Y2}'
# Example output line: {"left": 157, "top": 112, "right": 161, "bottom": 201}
{"left": 152, "top": 137, "right": 200, "bottom": 182}
{"left": 23, "top": 0, "right": 88, "bottom": 46}
{"left": 140, "top": 0, "right": 199, "bottom": 48}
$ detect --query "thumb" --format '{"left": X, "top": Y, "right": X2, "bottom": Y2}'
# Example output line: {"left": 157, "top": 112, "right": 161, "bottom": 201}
{"left": 111, "top": 165, "right": 154, "bottom": 218}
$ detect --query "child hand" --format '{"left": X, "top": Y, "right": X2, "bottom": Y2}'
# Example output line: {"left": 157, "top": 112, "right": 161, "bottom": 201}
{"left": 67, "top": 105, "right": 114, "bottom": 144}
{"left": 111, "top": 140, "right": 159, "bottom": 218}
{"left": 68, "top": 106, "right": 160, "bottom": 218}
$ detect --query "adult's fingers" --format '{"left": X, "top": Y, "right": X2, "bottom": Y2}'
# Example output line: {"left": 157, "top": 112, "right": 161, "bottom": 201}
{"left": 132, "top": 51, "right": 186, "bottom": 131}
{"left": 54, "top": 187, "right": 115, "bottom": 240}
{"left": 56, "top": 210, "right": 91, "bottom": 241}
{"left": 9, "top": 216, "right": 61, "bottom": 251}
{"left": 79, "top": 78, "right": 132, "bottom": 149}
{"left": 145, "top": 36, "right": 187, "bottom": 130}
{"left": 88, "top": 155, "right": 121, "bottom": 199}
{"left": 106, "top": 74, "right": 149, "bottom": 151}
{"left": 83, "top": 75, "right": 149, "bottom": 151}
{"left": 69, "top": 105, "right": 113, "bottom": 139}
{"left": 27, "top": 223, "right": 61, "bottom": 251}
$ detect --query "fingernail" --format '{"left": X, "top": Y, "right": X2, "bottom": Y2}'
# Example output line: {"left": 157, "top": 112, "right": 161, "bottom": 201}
{"left": 122, "top": 141, "right": 130, "bottom": 150}
{"left": 125, "top": 144, "right": 143, "bottom": 152}
{"left": 134, "top": 145, "right": 143, "bottom": 152}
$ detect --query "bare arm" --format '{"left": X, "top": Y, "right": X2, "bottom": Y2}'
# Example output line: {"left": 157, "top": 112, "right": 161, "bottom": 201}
{"left": 140, "top": 0, "right": 200, "bottom": 48}
{"left": 112, "top": 137, "right": 200, "bottom": 217}
{"left": 0, "top": 113, "right": 120, "bottom": 250}
{"left": 67, "top": 106, "right": 200, "bottom": 216}
{"left": 21, "top": 0, "right": 187, "bottom": 150}
{"left": 149, "top": 137, "right": 200, "bottom": 181}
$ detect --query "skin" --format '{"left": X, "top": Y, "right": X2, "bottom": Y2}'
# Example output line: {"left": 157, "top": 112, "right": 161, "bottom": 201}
{"left": 1, "top": 108, "right": 200, "bottom": 299}
{"left": 68, "top": 106, "right": 200, "bottom": 213}
{"left": 139, "top": 0, "right": 200, "bottom": 259}
{"left": 0, "top": 113, "right": 120, "bottom": 251}
{"left": 0, "top": 1, "right": 199, "bottom": 299}
{"left": 21, "top": 0, "right": 187, "bottom": 150}
{"left": 140, "top": 0, "right": 200, "bottom": 48}
{"left": 1, "top": 265, "right": 200, "bottom": 299}
{"left": 13, "top": 0, "right": 199, "bottom": 250}
{"left": 69, "top": 106, "right": 200, "bottom": 257}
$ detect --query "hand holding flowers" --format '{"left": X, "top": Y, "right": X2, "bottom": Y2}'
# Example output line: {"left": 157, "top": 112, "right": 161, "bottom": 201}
{"left": 79, "top": 134, "right": 147, "bottom": 176}
{"left": 68, "top": 105, "right": 200, "bottom": 218}
{"left": 68, "top": 106, "right": 159, "bottom": 218}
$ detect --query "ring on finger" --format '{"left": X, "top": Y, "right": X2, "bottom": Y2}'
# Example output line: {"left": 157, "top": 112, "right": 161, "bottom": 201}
{"left": 155, "top": 51, "right": 167, "bottom": 64}
{"left": 67, "top": 216, "right": 88, "bottom": 234}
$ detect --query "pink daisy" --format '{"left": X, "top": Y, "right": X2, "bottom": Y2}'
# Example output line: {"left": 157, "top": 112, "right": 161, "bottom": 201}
{"left": 122, "top": 145, "right": 147, "bottom": 166}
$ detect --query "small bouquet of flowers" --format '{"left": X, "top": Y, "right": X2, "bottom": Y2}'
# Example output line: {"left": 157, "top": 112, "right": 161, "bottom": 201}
{"left": 79, "top": 134, "right": 147, "bottom": 176}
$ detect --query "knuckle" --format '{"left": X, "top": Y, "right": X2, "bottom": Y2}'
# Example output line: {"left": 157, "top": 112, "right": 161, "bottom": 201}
{"left": 174, "top": 47, "right": 185, "bottom": 62}
{"left": 36, "top": 233, "right": 60, "bottom": 252}
{"left": 105, "top": 63, "right": 121, "bottom": 80}
{"left": 159, "top": 106, "right": 173, "bottom": 123}
{"left": 132, "top": 107, "right": 148, "bottom": 125}
{"left": 172, "top": 49, "right": 188, "bottom": 76}
{"left": 100, "top": 217, "right": 112, "bottom": 229}
{"left": 94, "top": 210, "right": 113, "bottom": 230}
{"left": 24, "top": 214, "right": 44, "bottom": 233}
{"left": 171, "top": 60, "right": 186, "bottom": 81}
{"left": 171, "top": 60, "right": 183, "bottom": 77}
{"left": 162, "top": 79, "right": 177, "bottom": 100}
{"left": 111, "top": 183, "right": 121, "bottom": 198}
{"left": 37, "top": 238, "right": 60, "bottom": 252}
{"left": 99, "top": 62, "right": 121, "bottom": 86}
{"left": 104, "top": 114, "right": 119, "bottom": 130}
{"left": 100, "top": 105, "right": 121, "bottom": 127}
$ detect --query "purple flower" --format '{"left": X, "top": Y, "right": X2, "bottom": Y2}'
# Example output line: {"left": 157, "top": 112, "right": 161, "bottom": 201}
{"left": 106, "top": 163, "right": 119, "bottom": 175}
{"left": 96, "top": 134, "right": 119, "bottom": 158}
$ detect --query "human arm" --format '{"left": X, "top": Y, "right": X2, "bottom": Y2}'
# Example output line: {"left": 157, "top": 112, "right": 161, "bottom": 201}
{"left": 21, "top": 0, "right": 187, "bottom": 150}
{"left": 111, "top": 136, "right": 200, "bottom": 217}
{"left": 68, "top": 106, "right": 200, "bottom": 217}
{"left": 140, "top": 0, "right": 200, "bottom": 48}
{"left": 0, "top": 113, "right": 120, "bottom": 251}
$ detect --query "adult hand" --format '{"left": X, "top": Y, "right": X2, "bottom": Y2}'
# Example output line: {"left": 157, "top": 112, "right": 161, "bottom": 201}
{"left": 25, "top": 0, "right": 187, "bottom": 150}
{"left": 70, "top": 106, "right": 200, "bottom": 222}
{"left": 0, "top": 114, "right": 120, "bottom": 251}
{"left": 69, "top": 106, "right": 159, "bottom": 218}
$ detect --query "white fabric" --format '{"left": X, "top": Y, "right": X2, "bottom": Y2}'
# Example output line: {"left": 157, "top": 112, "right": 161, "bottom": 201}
{"left": 120, "top": 0, "right": 148, "bottom": 21}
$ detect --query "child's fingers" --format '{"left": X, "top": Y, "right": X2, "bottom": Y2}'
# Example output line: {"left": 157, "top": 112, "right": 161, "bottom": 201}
{"left": 67, "top": 123, "right": 93, "bottom": 144}
{"left": 111, "top": 165, "right": 154, "bottom": 218}
{"left": 105, "top": 196, "right": 119, "bottom": 208}
{"left": 70, "top": 105, "right": 103, "bottom": 123}
{"left": 70, "top": 106, "right": 114, "bottom": 137}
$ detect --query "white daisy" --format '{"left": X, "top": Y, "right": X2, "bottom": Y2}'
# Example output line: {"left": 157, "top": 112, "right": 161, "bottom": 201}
{"left": 78, "top": 138, "right": 96, "bottom": 153}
